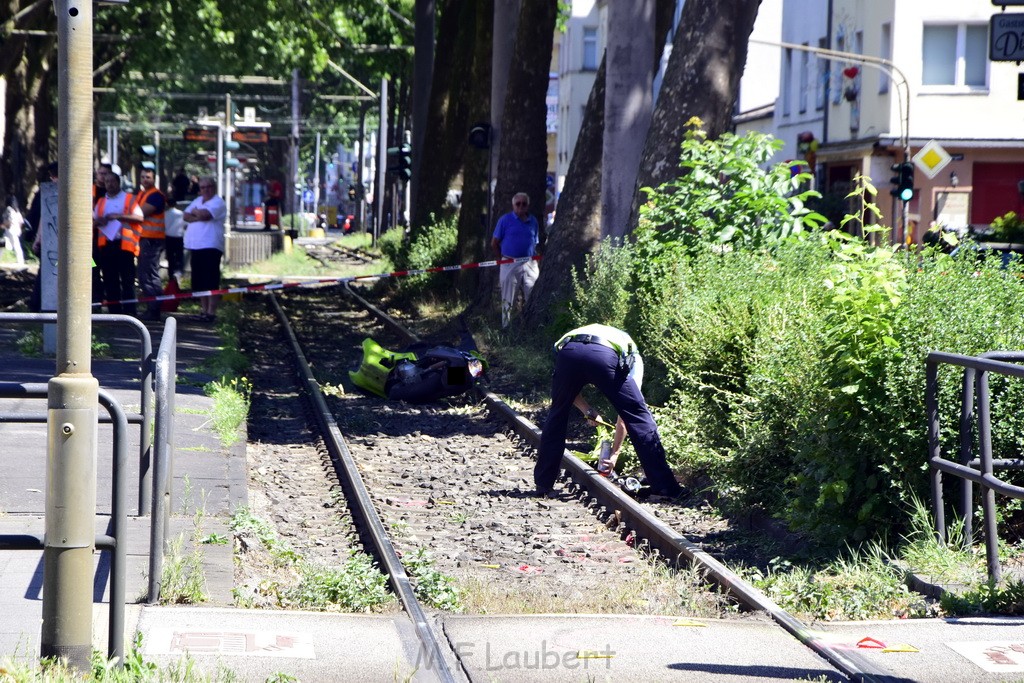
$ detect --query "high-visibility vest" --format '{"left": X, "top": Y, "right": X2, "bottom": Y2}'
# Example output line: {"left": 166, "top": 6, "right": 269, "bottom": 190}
{"left": 136, "top": 186, "right": 166, "bottom": 239}
{"left": 95, "top": 193, "right": 141, "bottom": 256}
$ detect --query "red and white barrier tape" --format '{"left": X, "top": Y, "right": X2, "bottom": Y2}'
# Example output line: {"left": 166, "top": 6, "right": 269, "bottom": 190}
{"left": 91, "top": 254, "right": 541, "bottom": 308}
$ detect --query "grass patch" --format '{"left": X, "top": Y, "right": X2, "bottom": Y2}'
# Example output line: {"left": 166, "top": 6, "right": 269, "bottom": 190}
{"left": 14, "top": 330, "right": 111, "bottom": 358}
{"left": 747, "top": 550, "right": 927, "bottom": 622}
{"left": 230, "top": 237, "right": 385, "bottom": 280}
{"left": 894, "top": 498, "right": 985, "bottom": 587}
{"left": 288, "top": 554, "right": 394, "bottom": 612}
{"left": 459, "top": 554, "right": 729, "bottom": 617}
{"left": 160, "top": 479, "right": 213, "bottom": 605}
{"left": 941, "top": 578, "right": 1024, "bottom": 616}
{"left": 405, "top": 548, "right": 463, "bottom": 612}
{"left": 230, "top": 507, "right": 394, "bottom": 612}
{"left": 204, "top": 376, "right": 251, "bottom": 447}
{"left": 0, "top": 633, "right": 242, "bottom": 682}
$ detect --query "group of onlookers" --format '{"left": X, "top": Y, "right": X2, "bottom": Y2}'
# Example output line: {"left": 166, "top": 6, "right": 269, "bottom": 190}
{"left": 90, "top": 162, "right": 225, "bottom": 322}
{"left": 5, "top": 161, "right": 225, "bottom": 323}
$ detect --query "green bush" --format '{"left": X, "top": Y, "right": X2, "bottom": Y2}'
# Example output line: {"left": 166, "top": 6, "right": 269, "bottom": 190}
{"left": 988, "top": 211, "right": 1024, "bottom": 243}
{"left": 378, "top": 216, "right": 458, "bottom": 296}
{"left": 575, "top": 133, "right": 1024, "bottom": 546}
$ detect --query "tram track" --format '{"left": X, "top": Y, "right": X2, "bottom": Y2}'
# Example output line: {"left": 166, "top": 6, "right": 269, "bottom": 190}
{"left": 243, "top": 262, "right": 899, "bottom": 682}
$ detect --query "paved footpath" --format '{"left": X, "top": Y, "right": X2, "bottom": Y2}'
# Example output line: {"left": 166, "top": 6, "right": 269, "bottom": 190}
{"left": 0, "top": 311, "right": 1022, "bottom": 682}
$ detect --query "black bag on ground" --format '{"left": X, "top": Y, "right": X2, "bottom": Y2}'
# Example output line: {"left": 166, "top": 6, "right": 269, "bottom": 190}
{"left": 385, "top": 347, "right": 482, "bottom": 403}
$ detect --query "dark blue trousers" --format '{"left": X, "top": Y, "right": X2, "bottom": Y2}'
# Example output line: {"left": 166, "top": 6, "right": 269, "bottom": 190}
{"left": 535, "top": 342, "right": 679, "bottom": 494}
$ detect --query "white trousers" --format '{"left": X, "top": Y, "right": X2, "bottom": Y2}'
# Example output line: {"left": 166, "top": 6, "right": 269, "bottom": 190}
{"left": 499, "top": 258, "right": 539, "bottom": 328}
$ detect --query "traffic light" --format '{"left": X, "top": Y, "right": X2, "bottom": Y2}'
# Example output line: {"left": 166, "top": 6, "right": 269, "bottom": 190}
{"left": 348, "top": 184, "right": 357, "bottom": 201}
{"left": 139, "top": 144, "right": 157, "bottom": 170}
{"left": 387, "top": 143, "right": 412, "bottom": 181}
{"left": 889, "top": 162, "right": 915, "bottom": 202}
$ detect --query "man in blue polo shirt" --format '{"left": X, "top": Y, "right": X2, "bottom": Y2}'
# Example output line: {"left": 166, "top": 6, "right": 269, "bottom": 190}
{"left": 491, "top": 191, "right": 539, "bottom": 328}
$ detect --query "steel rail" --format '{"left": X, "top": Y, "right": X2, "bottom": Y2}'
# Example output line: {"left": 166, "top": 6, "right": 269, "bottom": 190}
{"left": 480, "top": 390, "right": 896, "bottom": 683}
{"left": 336, "top": 279, "right": 896, "bottom": 682}
{"left": 266, "top": 292, "right": 457, "bottom": 683}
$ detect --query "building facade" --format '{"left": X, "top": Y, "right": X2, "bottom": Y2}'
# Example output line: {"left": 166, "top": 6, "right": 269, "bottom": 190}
{"left": 769, "top": 0, "right": 1024, "bottom": 242}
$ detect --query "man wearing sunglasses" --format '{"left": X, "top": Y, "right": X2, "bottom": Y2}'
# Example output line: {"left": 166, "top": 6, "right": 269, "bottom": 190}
{"left": 491, "top": 191, "right": 540, "bottom": 328}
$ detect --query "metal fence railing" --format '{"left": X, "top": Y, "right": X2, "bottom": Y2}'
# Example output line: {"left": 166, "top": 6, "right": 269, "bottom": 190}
{"left": 0, "top": 313, "right": 154, "bottom": 515}
{"left": 926, "top": 350, "right": 1024, "bottom": 584}
{"left": 148, "top": 317, "right": 177, "bottom": 603}
{"left": 0, "top": 383, "right": 128, "bottom": 662}
{"left": 0, "top": 313, "right": 179, "bottom": 655}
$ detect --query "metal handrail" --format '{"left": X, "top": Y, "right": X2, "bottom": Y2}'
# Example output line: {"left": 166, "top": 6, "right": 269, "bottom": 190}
{"left": 0, "top": 313, "right": 154, "bottom": 516}
{"left": 148, "top": 317, "right": 177, "bottom": 603}
{"left": 926, "top": 350, "right": 1024, "bottom": 583}
{"left": 0, "top": 383, "right": 127, "bottom": 662}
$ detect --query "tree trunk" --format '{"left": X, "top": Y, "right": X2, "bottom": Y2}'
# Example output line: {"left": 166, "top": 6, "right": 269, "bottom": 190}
{"left": 521, "top": 57, "right": 605, "bottom": 332}
{"left": 522, "top": 0, "right": 675, "bottom": 331}
{"left": 627, "top": 0, "right": 761, "bottom": 231}
{"left": 1, "top": 0, "right": 56, "bottom": 204}
{"left": 455, "top": 0, "right": 494, "bottom": 295}
{"left": 602, "top": 0, "right": 654, "bottom": 240}
{"left": 412, "top": 0, "right": 477, "bottom": 231}
{"left": 468, "top": 0, "right": 556, "bottom": 318}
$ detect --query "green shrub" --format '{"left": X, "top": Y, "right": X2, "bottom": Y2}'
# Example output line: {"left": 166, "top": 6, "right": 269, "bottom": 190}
{"left": 378, "top": 216, "right": 458, "bottom": 296}
{"left": 988, "top": 211, "right": 1024, "bottom": 243}
{"left": 571, "top": 129, "right": 1024, "bottom": 547}
{"left": 637, "top": 117, "right": 824, "bottom": 256}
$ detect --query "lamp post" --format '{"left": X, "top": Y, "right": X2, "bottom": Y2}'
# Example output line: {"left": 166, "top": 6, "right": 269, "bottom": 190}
{"left": 749, "top": 39, "right": 913, "bottom": 241}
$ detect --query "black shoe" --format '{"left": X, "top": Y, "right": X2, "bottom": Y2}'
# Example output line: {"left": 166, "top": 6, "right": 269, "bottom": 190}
{"left": 535, "top": 488, "right": 558, "bottom": 499}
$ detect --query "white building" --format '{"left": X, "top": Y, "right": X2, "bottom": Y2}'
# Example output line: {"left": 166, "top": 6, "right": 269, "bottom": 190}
{"left": 768, "top": 0, "right": 1024, "bottom": 242}
{"left": 554, "top": 0, "right": 602, "bottom": 194}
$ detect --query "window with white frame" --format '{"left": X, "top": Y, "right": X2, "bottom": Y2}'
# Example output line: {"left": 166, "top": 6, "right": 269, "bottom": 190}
{"left": 816, "top": 38, "right": 828, "bottom": 110}
{"left": 582, "top": 27, "right": 598, "bottom": 71}
{"left": 799, "top": 47, "right": 809, "bottom": 113}
{"left": 922, "top": 24, "right": 988, "bottom": 88}
{"left": 879, "top": 23, "right": 891, "bottom": 94}
{"left": 782, "top": 47, "right": 793, "bottom": 117}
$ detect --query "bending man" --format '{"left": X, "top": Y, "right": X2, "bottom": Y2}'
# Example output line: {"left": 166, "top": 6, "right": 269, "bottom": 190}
{"left": 535, "top": 323, "right": 682, "bottom": 500}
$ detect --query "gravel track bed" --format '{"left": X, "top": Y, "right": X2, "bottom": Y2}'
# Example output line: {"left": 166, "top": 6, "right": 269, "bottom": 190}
{"left": 234, "top": 295, "right": 368, "bottom": 606}
{"left": 274, "top": 286, "right": 731, "bottom": 616}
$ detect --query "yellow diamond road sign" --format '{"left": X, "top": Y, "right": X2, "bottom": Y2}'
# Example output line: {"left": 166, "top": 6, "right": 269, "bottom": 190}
{"left": 912, "top": 140, "right": 952, "bottom": 180}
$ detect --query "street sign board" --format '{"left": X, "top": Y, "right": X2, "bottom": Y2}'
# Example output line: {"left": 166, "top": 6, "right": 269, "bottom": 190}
{"left": 913, "top": 140, "right": 953, "bottom": 180}
{"left": 990, "top": 14, "right": 1024, "bottom": 61}
{"left": 993, "top": 1, "right": 1024, "bottom": 5}
{"left": 231, "top": 130, "right": 270, "bottom": 144}
{"left": 183, "top": 128, "right": 218, "bottom": 143}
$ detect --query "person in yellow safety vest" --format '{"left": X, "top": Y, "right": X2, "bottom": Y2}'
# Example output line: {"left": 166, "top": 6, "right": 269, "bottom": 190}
{"left": 94, "top": 165, "right": 143, "bottom": 315}
{"left": 135, "top": 168, "right": 166, "bottom": 321}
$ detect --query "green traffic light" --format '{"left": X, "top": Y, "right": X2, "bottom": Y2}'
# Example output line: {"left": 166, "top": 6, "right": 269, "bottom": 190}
{"left": 899, "top": 187, "right": 914, "bottom": 202}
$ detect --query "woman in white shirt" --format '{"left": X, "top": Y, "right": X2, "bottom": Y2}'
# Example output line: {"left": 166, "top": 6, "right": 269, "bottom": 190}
{"left": 182, "top": 177, "right": 226, "bottom": 322}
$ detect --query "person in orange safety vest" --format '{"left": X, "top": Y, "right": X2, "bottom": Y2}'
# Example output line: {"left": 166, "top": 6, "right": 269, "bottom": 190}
{"left": 93, "top": 165, "right": 143, "bottom": 315}
{"left": 135, "top": 168, "right": 166, "bottom": 320}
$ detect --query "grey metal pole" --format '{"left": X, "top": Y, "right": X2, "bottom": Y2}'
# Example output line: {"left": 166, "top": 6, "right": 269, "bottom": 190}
{"left": 357, "top": 104, "right": 369, "bottom": 232}
{"left": 43, "top": 0, "right": 100, "bottom": 669}
{"left": 411, "top": 0, "right": 435, "bottom": 223}
{"left": 291, "top": 68, "right": 300, "bottom": 235}
{"left": 313, "top": 131, "right": 322, "bottom": 217}
{"left": 224, "top": 93, "right": 233, "bottom": 263}
{"left": 375, "top": 78, "right": 388, "bottom": 246}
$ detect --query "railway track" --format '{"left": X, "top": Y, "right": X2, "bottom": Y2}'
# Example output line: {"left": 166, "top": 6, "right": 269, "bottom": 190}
{"left": 236, "top": 255, "right": 900, "bottom": 681}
